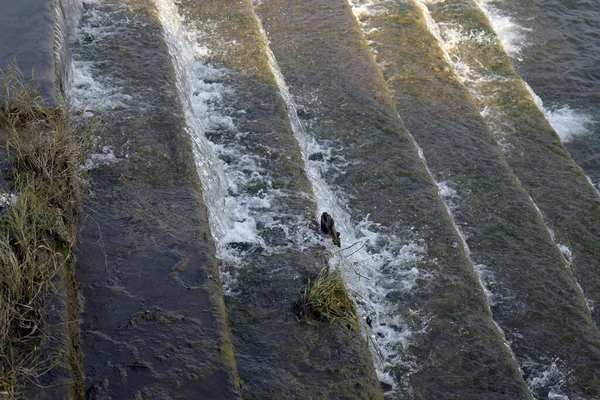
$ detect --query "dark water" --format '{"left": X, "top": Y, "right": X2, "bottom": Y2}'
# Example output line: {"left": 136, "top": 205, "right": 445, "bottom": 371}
{"left": 490, "top": 0, "right": 600, "bottom": 187}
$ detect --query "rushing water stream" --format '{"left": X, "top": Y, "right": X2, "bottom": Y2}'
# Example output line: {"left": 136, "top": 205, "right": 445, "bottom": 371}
{"left": 2, "top": 0, "right": 600, "bottom": 398}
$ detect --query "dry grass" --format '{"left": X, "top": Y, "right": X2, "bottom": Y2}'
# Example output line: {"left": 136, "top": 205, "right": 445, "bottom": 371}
{"left": 296, "top": 266, "right": 361, "bottom": 333}
{"left": 0, "top": 64, "right": 92, "bottom": 397}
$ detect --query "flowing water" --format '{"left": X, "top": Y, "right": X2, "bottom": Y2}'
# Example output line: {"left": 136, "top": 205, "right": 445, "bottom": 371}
{"left": 479, "top": 0, "right": 600, "bottom": 187}
{"left": 1, "top": 0, "right": 600, "bottom": 398}
{"left": 348, "top": 0, "right": 600, "bottom": 397}
{"left": 151, "top": 0, "right": 381, "bottom": 398}
{"left": 253, "top": 1, "right": 530, "bottom": 398}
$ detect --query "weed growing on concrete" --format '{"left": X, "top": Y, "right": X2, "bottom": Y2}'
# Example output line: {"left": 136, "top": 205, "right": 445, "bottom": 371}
{"left": 297, "top": 243, "right": 384, "bottom": 360}
{"left": 296, "top": 265, "right": 362, "bottom": 334}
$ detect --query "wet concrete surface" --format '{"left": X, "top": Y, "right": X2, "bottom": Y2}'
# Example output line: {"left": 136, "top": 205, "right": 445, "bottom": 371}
{"left": 8, "top": 0, "right": 598, "bottom": 397}
{"left": 0, "top": 0, "right": 58, "bottom": 105}
{"left": 71, "top": 1, "right": 241, "bottom": 398}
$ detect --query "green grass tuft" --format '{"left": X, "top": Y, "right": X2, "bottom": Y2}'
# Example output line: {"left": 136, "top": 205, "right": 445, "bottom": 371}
{"left": 296, "top": 265, "right": 362, "bottom": 334}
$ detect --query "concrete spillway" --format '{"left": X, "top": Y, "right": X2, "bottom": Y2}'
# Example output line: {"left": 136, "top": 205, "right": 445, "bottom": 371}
{"left": 2, "top": 0, "right": 600, "bottom": 398}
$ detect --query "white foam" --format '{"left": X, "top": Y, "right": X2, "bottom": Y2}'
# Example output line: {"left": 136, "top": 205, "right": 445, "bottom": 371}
{"left": 154, "top": 2, "right": 247, "bottom": 256}
{"left": 70, "top": 60, "right": 131, "bottom": 113}
{"left": 548, "top": 393, "right": 569, "bottom": 400}
{"left": 154, "top": 0, "right": 330, "bottom": 295}
{"left": 524, "top": 84, "right": 595, "bottom": 144}
{"left": 472, "top": 0, "right": 530, "bottom": 60}
{"left": 69, "top": 5, "right": 131, "bottom": 114}
{"left": 544, "top": 105, "right": 595, "bottom": 143}
{"left": 349, "top": 0, "right": 388, "bottom": 24}
{"left": 86, "top": 146, "right": 118, "bottom": 169}
{"left": 436, "top": 181, "right": 458, "bottom": 208}
{"left": 411, "top": 0, "right": 525, "bottom": 153}
{"left": 586, "top": 176, "right": 600, "bottom": 197}
{"left": 472, "top": 2, "right": 596, "bottom": 145}
{"left": 337, "top": 216, "right": 429, "bottom": 394}
{"left": 557, "top": 244, "right": 572, "bottom": 264}
{"left": 0, "top": 192, "right": 17, "bottom": 207}
{"left": 523, "top": 359, "right": 568, "bottom": 399}
{"left": 413, "top": 0, "right": 518, "bottom": 152}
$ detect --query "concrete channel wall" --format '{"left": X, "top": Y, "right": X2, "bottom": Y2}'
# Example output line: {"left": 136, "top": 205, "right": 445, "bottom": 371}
{"left": 0, "top": 0, "right": 59, "bottom": 106}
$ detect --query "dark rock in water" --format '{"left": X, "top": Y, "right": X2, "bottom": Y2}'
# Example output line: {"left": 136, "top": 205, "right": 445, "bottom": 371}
{"left": 228, "top": 242, "right": 264, "bottom": 254}
{"left": 308, "top": 152, "right": 324, "bottom": 161}
{"left": 220, "top": 154, "right": 234, "bottom": 164}
{"left": 296, "top": 107, "right": 312, "bottom": 120}
{"left": 85, "top": 380, "right": 111, "bottom": 400}
{"left": 228, "top": 242, "right": 253, "bottom": 251}
{"left": 380, "top": 381, "right": 394, "bottom": 393}
{"left": 320, "top": 212, "right": 341, "bottom": 247}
